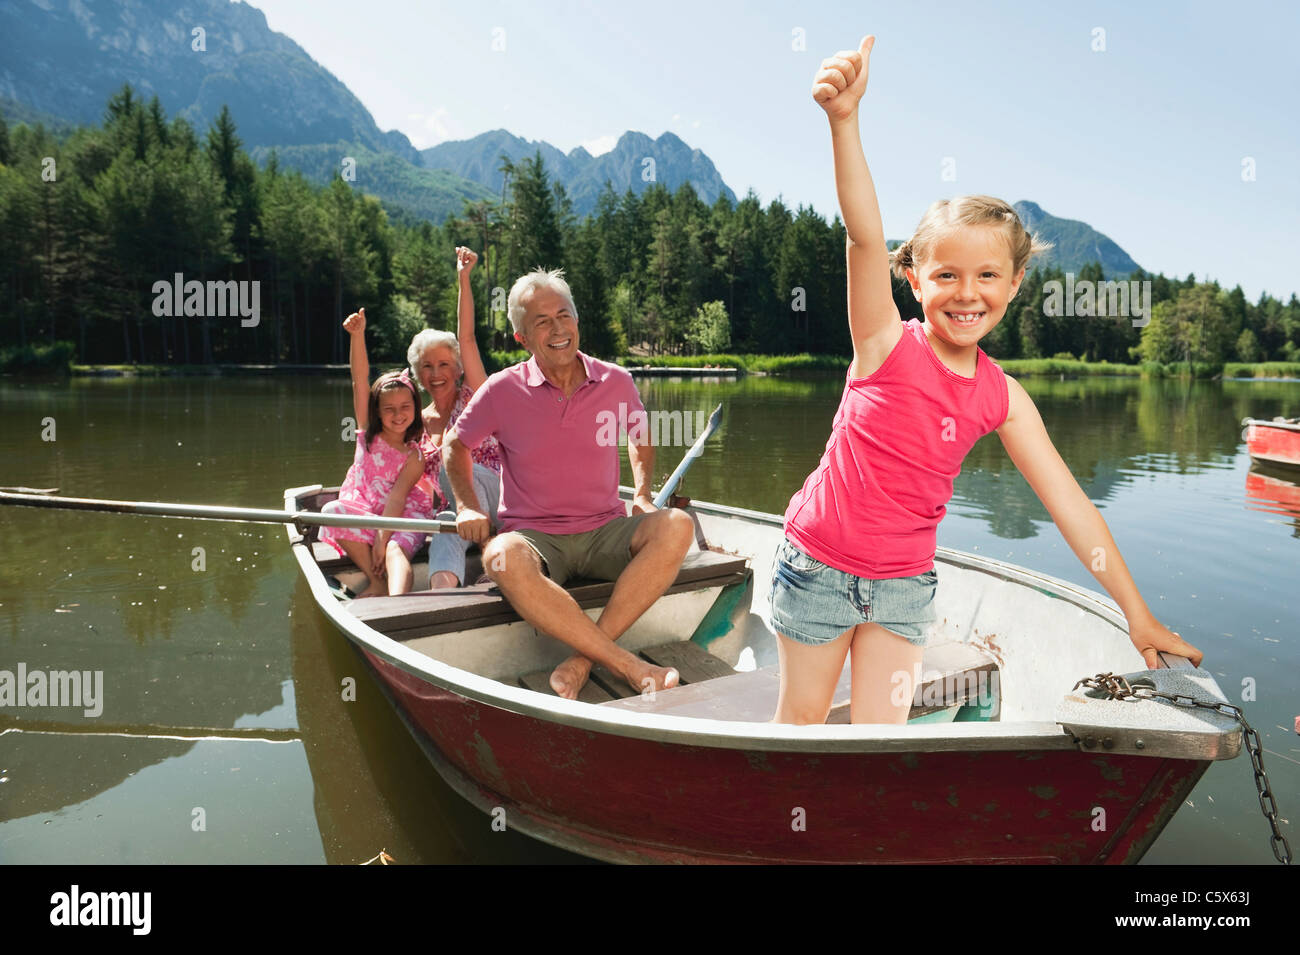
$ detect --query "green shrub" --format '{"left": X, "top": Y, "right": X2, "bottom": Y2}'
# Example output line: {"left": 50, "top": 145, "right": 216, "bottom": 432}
{"left": 1224, "top": 361, "right": 1300, "bottom": 379}
{"left": 0, "top": 340, "right": 76, "bottom": 373}
{"left": 998, "top": 358, "right": 1141, "bottom": 377}
{"left": 616, "top": 353, "right": 852, "bottom": 374}
{"left": 744, "top": 354, "right": 852, "bottom": 374}
{"left": 484, "top": 349, "right": 529, "bottom": 373}
{"left": 620, "top": 354, "right": 747, "bottom": 370}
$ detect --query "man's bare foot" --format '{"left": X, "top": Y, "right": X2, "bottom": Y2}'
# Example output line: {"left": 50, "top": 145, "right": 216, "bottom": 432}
{"left": 549, "top": 654, "right": 593, "bottom": 699}
{"left": 625, "top": 663, "right": 679, "bottom": 697}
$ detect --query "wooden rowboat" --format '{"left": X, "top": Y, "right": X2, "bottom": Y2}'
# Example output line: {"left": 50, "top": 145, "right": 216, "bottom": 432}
{"left": 1243, "top": 416, "right": 1300, "bottom": 469}
{"left": 284, "top": 483, "right": 1241, "bottom": 864}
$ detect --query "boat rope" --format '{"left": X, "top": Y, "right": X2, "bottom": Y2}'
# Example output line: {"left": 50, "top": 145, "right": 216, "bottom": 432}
{"left": 1074, "top": 672, "right": 1292, "bottom": 864}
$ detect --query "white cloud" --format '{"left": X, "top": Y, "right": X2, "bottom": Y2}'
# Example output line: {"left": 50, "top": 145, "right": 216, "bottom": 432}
{"left": 580, "top": 134, "right": 619, "bottom": 156}
{"left": 404, "top": 107, "right": 463, "bottom": 149}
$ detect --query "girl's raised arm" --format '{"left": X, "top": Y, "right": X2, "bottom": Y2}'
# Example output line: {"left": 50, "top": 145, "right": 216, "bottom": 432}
{"left": 813, "top": 36, "right": 901, "bottom": 362}
{"left": 455, "top": 247, "right": 489, "bottom": 392}
{"left": 343, "top": 308, "right": 370, "bottom": 430}
{"left": 996, "top": 376, "right": 1203, "bottom": 668}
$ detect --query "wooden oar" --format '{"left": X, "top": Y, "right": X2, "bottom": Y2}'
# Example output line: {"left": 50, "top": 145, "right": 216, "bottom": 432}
{"left": 0, "top": 490, "right": 459, "bottom": 534}
{"left": 654, "top": 403, "right": 723, "bottom": 508}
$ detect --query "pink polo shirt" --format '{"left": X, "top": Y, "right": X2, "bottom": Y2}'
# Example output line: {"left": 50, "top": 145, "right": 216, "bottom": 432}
{"left": 784, "top": 319, "right": 1009, "bottom": 578}
{"left": 450, "top": 352, "right": 645, "bottom": 534}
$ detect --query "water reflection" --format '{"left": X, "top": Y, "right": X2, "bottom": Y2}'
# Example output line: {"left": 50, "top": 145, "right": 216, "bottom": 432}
{"left": 1245, "top": 462, "right": 1300, "bottom": 537}
{"left": 287, "top": 577, "right": 588, "bottom": 864}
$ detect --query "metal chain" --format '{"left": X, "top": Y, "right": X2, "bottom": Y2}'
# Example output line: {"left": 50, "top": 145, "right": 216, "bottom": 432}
{"left": 1074, "top": 673, "right": 1293, "bottom": 864}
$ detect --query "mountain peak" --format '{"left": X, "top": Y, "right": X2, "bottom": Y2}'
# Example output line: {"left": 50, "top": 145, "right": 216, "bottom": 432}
{"left": 422, "top": 128, "right": 736, "bottom": 216}
{"left": 654, "top": 130, "right": 689, "bottom": 148}
{"left": 0, "top": 0, "right": 419, "bottom": 159}
{"left": 1014, "top": 200, "right": 1045, "bottom": 221}
{"left": 1012, "top": 201, "right": 1140, "bottom": 276}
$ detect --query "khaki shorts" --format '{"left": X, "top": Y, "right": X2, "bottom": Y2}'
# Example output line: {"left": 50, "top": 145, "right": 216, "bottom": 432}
{"left": 512, "top": 513, "right": 651, "bottom": 586}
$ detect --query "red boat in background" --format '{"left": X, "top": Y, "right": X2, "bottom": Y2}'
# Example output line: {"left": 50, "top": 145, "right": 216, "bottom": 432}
{"left": 1243, "top": 416, "right": 1300, "bottom": 468}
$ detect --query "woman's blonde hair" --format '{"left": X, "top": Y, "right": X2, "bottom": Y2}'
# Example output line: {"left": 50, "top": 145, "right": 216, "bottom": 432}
{"left": 889, "top": 196, "right": 1052, "bottom": 280}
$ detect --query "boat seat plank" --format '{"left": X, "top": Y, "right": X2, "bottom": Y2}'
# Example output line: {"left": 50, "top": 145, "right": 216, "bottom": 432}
{"left": 344, "top": 549, "right": 749, "bottom": 639}
{"left": 602, "top": 642, "right": 997, "bottom": 724}
{"left": 519, "top": 669, "right": 616, "bottom": 704}
{"left": 639, "top": 640, "right": 737, "bottom": 685}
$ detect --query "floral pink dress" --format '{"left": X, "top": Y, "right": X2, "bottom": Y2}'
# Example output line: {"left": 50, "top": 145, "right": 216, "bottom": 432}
{"left": 418, "top": 383, "right": 503, "bottom": 487}
{"left": 319, "top": 432, "right": 435, "bottom": 559}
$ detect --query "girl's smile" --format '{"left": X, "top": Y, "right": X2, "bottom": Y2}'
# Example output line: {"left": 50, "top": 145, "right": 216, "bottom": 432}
{"left": 378, "top": 390, "right": 415, "bottom": 440}
{"left": 907, "top": 225, "right": 1024, "bottom": 345}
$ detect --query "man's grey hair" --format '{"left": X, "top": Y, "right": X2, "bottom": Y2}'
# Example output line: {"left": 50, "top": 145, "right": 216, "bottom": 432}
{"left": 407, "top": 329, "right": 461, "bottom": 390}
{"left": 507, "top": 268, "right": 579, "bottom": 334}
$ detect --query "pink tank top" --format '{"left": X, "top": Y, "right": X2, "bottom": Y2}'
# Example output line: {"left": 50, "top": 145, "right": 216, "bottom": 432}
{"left": 784, "top": 319, "right": 1009, "bottom": 578}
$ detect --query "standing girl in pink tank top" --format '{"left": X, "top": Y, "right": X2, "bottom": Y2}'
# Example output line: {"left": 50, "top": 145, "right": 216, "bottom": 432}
{"left": 769, "top": 35, "right": 1203, "bottom": 725}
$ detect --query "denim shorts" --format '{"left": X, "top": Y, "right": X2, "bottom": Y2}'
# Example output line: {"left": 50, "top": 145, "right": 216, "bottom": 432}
{"left": 768, "top": 538, "right": 936, "bottom": 647}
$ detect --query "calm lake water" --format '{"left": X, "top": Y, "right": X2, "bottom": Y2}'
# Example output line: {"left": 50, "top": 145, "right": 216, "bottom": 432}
{"left": 0, "top": 372, "right": 1296, "bottom": 864}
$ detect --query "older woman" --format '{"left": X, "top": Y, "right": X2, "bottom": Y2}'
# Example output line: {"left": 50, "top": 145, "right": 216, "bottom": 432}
{"left": 350, "top": 247, "right": 501, "bottom": 587}
{"left": 408, "top": 247, "right": 503, "bottom": 587}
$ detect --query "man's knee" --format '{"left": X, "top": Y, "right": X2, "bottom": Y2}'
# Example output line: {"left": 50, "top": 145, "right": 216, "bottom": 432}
{"left": 633, "top": 507, "right": 694, "bottom": 555}
{"left": 661, "top": 507, "right": 695, "bottom": 552}
{"left": 482, "top": 533, "right": 541, "bottom": 582}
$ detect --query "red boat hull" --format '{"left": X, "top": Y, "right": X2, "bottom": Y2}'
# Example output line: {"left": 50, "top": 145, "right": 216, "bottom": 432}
{"left": 1246, "top": 421, "right": 1300, "bottom": 468}
{"left": 365, "top": 651, "right": 1207, "bottom": 865}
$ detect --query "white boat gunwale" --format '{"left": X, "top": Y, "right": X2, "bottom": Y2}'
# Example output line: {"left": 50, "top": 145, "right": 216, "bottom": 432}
{"left": 1243, "top": 416, "right": 1300, "bottom": 434}
{"left": 284, "top": 484, "right": 1231, "bottom": 758}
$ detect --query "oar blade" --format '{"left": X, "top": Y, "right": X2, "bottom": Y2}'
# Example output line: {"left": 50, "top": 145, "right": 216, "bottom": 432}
{"left": 654, "top": 403, "right": 723, "bottom": 508}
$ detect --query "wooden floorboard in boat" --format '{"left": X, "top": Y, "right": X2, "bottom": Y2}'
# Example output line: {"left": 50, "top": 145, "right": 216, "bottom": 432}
{"left": 518, "top": 640, "right": 740, "bottom": 703}
{"left": 588, "top": 665, "right": 643, "bottom": 699}
{"left": 518, "top": 669, "right": 616, "bottom": 704}
{"left": 640, "top": 640, "right": 737, "bottom": 684}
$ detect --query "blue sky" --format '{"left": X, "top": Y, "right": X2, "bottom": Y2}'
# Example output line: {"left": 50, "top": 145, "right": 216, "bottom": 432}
{"left": 253, "top": 0, "right": 1300, "bottom": 302}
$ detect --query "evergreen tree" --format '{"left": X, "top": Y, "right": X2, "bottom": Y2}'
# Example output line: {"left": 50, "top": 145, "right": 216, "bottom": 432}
{"left": 507, "top": 152, "right": 563, "bottom": 273}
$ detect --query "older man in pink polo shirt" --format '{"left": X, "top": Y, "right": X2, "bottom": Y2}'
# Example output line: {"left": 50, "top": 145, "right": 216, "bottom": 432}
{"left": 444, "top": 268, "right": 695, "bottom": 699}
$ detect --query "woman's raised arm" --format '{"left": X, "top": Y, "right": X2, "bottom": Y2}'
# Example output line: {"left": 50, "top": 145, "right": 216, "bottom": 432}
{"left": 455, "top": 247, "right": 489, "bottom": 392}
